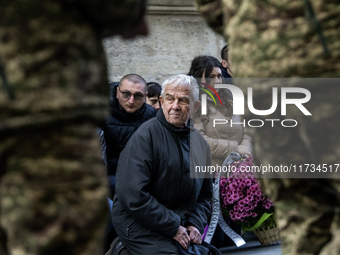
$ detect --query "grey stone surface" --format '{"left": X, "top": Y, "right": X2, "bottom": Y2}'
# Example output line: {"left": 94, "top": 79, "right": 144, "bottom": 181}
{"left": 103, "top": 2, "right": 225, "bottom": 84}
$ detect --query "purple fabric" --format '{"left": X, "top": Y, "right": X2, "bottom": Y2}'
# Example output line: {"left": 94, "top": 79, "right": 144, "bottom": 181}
{"left": 202, "top": 224, "right": 209, "bottom": 240}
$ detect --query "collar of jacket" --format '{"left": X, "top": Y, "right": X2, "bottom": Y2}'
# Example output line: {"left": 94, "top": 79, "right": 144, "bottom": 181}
{"left": 109, "top": 84, "right": 147, "bottom": 122}
{"left": 156, "top": 108, "right": 195, "bottom": 135}
{"left": 221, "top": 67, "right": 232, "bottom": 79}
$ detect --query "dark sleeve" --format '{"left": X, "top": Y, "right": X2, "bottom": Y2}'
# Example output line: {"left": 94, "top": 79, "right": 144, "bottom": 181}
{"left": 185, "top": 137, "right": 213, "bottom": 233}
{"left": 185, "top": 178, "right": 213, "bottom": 233}
{"left": 115, "top": 128, "right": 181, "bottom": 238}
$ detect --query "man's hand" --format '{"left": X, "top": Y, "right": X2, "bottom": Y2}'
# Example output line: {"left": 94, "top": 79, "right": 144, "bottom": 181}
{"left": 186, "top": 225, "right": 202, "bottom": 244}
{"left": 173, "top": 225, "right": 191, "bottom": 249}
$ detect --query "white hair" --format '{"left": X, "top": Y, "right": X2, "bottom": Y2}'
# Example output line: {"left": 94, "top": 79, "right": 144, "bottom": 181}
{"left": 161, "top": 74, "right": 199, "bottom": 102}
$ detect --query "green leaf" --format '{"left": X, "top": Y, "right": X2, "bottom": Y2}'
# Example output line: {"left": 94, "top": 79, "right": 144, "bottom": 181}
{"left": 242, "top": 212, "right": 273, "bottom": 233}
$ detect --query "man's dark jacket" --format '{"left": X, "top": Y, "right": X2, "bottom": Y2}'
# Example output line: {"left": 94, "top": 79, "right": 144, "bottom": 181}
{"left": 112, "top": 109, "right": 213, "bottom": 252}
{"left": 102, "top": 83, "right": 156, "bottom": 176}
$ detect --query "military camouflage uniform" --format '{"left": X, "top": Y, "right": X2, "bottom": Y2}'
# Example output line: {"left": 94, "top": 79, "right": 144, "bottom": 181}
{"left": 0, "top": 1, "right": 146, "bottom": 254}
{"left": 195, "top": 0, "right": 340, "bottom": 254}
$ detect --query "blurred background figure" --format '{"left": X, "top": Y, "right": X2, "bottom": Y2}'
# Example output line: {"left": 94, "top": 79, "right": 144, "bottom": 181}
{"left": 0, "top": 1, "right": 148, "bottom": 255}
{"left": 146, "top": 82, "right": 162, "bottom": 111}
{"left": 194, "top": 0, "right": 340, "bottom": 254}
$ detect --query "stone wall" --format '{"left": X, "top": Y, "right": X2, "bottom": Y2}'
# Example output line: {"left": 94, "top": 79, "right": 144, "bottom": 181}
{"left": 103, "top": 0, "right": 225, "bottom": 84}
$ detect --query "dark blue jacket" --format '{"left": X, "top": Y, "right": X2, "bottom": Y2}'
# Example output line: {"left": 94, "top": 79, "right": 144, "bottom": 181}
{"left": 102, "top": 83, "right": 156, "bottom": 176}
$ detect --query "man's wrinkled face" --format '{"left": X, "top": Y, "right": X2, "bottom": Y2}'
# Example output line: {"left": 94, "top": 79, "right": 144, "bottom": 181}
{"left": 116, "top": 79, "right": 146, "bottom": 113}
{"left": 160, "top": 84, "right": 199, "bottom": 128}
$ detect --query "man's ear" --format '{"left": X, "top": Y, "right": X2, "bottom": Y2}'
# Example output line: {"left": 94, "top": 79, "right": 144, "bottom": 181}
{"left": 116, "top": 87, "right": 119, "bottom": 98}
{"left": 159, "top": 96, "right": 164, "bottom": 106}
{"left": 193, "top": 101, "right": 201, "bottom": 114}
{"left": 221, "top": 59, "right": 228, "bottom": 69}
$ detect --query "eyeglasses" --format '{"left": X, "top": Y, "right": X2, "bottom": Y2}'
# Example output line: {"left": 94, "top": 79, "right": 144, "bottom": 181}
{"left": 118, "top": 86, "right": 145, "bottom": 101}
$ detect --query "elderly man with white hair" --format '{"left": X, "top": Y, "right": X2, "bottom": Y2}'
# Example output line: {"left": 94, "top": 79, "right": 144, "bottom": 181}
{"left": 111, "top": 74, "right": 213, "bottom": 254}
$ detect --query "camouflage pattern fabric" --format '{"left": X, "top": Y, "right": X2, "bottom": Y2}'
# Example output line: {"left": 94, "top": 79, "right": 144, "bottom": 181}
{"left": 0, "top": 1, "right": 146, "bottom": 254}
{"left": 195, "top": 0, "right": 340, "bottom": 78}
{"left": 194, "top": 0, "right": 340, "bottom": 254}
